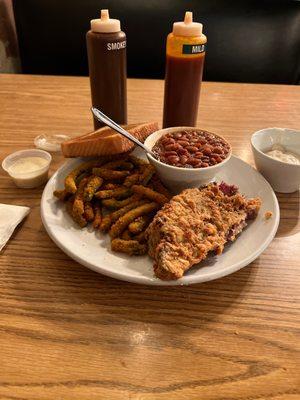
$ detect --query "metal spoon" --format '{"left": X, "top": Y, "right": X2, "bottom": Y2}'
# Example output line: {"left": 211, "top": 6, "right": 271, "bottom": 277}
{"left": 91, "top": 107, "right": 156, "bottom": 157}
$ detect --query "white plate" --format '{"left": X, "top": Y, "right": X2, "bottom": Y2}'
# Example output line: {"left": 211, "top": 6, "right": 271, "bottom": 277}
{"left": 41, "top": 155, "right": 280, "bottom": 286}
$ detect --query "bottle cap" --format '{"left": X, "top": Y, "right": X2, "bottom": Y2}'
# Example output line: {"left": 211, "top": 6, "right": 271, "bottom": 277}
{"left": 173, "top": 11, "right": 203, "bottom": 37}
{"left": 90, "top": 9, "right": 121, "bottom": 33}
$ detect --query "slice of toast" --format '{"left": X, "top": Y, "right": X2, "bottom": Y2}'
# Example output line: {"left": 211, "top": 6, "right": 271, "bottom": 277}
{"left": 61, "top": 122, "right": 159, "bottom": 158}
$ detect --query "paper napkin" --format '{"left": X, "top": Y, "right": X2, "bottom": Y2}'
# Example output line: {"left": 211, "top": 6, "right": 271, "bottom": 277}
{"left": 0, "top": 203, "right": 30, "bottom": 251}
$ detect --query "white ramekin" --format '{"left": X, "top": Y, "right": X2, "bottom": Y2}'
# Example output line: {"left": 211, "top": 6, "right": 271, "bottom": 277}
{"left": 2, "top": 149, "right": 52, "bottom": 188}
{"left": 251, "top": 127, "right": 300, "bottom": 193}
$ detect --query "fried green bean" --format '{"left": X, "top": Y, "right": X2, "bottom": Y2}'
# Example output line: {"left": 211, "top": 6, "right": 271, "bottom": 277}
{"left": 99, "top": 200, "right": 147, "bottom": 232}
{"left": 102, "top": 183, "right": 121, "bottom": 190}
{"left": 133, "top": 230, "right": 147, "bottom": 244}
{"left": 110, "top": 202, "right": 159, "bottom": 239}
{"left": 64, "top": 159, "right": 105, "bottom": 194}
{"left": 139, "top": 164, "right": 156, "bottom": 185}
{"left": 53, "top": 189, "right": 70, "bottom": 202}
{"left": 111, "top": 239, "right": 148, "bottom": 256}
{"left": 83, "top": 175, "right": 103, "bottom": 201}
{"left": 72, "top": 177, "right": 88, "bottom": 227}
{"left": 101, "top": 194, "right": 141, "bottom": 210}
{"left": 121, "top": 229, "right": 132, "bottom": 240}
{"left": 95, "top": 187, "right": 132, "bottom": 200}
{"left": 92, "top": 168, "right": 130, "bottom": 180}
{"left": 132, "top": 185, "right": 169, "bottom": 205}
{"left": 128, "top": 215, "right": 151, "bottom": 234}
{"left": 123, "top": 172, "right": 141, "bottom": 188}
{"left": 84, "top": 201, "right": 95, "bottom": 222}
{"left": 93, "top": 202, "right": 102, "bottom": 229}
{"left": 150, "top": 175, "right": 172, "bottom": 199}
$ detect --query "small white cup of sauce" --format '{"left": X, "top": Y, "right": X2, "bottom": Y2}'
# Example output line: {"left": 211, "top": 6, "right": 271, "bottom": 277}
{"left": 251, "top": 127, "right": 300, "bottom": 193}
{"left": 2, "top": 149, "right": 52, "bottom": 189}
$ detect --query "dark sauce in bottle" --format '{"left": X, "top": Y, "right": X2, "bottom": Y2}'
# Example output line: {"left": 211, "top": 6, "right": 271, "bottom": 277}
{"left": 86, "top": 10, "right": 127, "bottom": 129}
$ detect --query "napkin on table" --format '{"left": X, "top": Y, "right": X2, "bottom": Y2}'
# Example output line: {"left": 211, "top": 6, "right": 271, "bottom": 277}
{"left": 0, "top": 203, "right": 30, "bottom": 251}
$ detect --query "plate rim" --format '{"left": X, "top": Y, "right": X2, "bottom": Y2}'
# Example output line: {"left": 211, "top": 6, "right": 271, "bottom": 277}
{"left": 41, "top": 156, "right": 280, "bottom": 286}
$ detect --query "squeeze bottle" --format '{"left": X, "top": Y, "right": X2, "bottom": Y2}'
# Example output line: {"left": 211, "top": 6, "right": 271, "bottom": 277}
{"left": 86, "top": 9, "right": 127, "bottom": 129}
{"left": 163, "top": 12, "right": 207, "bottom": 128}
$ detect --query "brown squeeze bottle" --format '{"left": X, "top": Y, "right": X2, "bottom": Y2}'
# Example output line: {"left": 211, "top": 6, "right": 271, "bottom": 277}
{"left": 86, "top": 9, "right": 127, "bottom": 129}
{"left": 163, "top": 12, "right": 207, "bottom": 128}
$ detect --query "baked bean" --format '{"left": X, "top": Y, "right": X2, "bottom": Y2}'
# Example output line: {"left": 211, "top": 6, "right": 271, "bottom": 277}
{"left": 164, "top": 151, "right": 178, "bottom": 157}
{"left": 177, "top": 149, "right": 188, "bottom": 157}
{"left": 177, "top": 140, "right": 189, "bottom": 147}
{"left": 188, "top": 158, "right": 201, "bottom": 166}
{"left": 193, "top": 161, "right": 202, "bottom": 168}
{"left": 212, "top": 146, "right": 223, "bottom": 154}
{"left": 186, "top": 145, "right": 198, "bottom": 153}
{"left": 180, "top": 155, "right": 188, "bottom": 164}
{"left": 152, "top": 129, "right": 230, "bottom": 168}
{"left": 167, "top": 155, "right": 180, "bottom": 164}
{"left": 165, "top": 144, "right": 179, "bottom": 151}
{"left": 173, "top": 132, "right": 182, "bottom": 139}
{"left": 203, "top": 146, "right": 212, "bottom": 155}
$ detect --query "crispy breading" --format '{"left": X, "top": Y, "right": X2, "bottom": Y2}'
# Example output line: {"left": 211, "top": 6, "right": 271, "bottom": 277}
{"left": 265, "top": 211, "right": 273, "bottom": 220}
{"left": 99, "top": 215, "right": 113, "bottom": 232}
{"left": 72, "top": 177, "right": 88, "bottom": 227}
{"left": 95, "top": 187, "right": 132, "bottom": 199}
{"left": 121, "top": 229, "right": 132, "bottom": 240}
{"left": 132, "top": 185, "right": 169, "bottom": 205}
{"left": 84, "top": 201, "right": 95, "bottom": 222}
{"left": 110, "top": 202, "right": 159, "bottom": 239}
{"left": 99, "top": 200, "right": 148, "bottom": 232}
{"left": 93, "top": 202, "right": 102, "bottom": 229}
{"left": 139, "top": 164, "right": 156, "bottom": 185}
{"left": 101, "top": 194, "right": 141, "bottom": 210}
{"left": 102, "top": 183, "right": 120, "bottom": 190}
{"left": 150, "top": 175, "right": 172, "bottom": 199}
{"left": 65, "top": 159, "right": 105, "bottom": 194}
{"left": 146, "top": 183, "right": 261, "bottom": 280}
{"left": 83, "top": 175, "right": 103, "bottom": 201}
{"left": 133, "top": 230, "right": 147, "bottom": 244}
{"left": 111, "top": 239, "right": 148, "bottom": 255}
{"left": 123, "top": 172, "right": 141, "bottom": 188}
{"left": 53, "top": 189, "right": 70, "bottom": 201}
{"left": 128, "top": 215, "right": 151, "bottom": 234}
{"left": 92, "top": 168, "right": 130, "bottom": 180}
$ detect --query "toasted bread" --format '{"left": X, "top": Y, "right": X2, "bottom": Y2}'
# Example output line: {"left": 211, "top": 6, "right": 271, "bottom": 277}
{"left": 61, "top": 122, "right": 159, "bottom": 158}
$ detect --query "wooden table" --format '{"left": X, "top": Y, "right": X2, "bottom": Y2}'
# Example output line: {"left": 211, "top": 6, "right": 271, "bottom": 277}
{"left": 0, "top": 74, "right": 299, "bottom": 400}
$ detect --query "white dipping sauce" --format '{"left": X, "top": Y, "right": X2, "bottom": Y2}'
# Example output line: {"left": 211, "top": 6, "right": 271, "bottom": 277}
{"left": 8, "top": 156, "right": 49, "bottom": 188}
{"left": 8, "top": 157, "right": 48, "bottom": 174}
{"left": 266, "top": 145, "right": 300, "bottom": 165}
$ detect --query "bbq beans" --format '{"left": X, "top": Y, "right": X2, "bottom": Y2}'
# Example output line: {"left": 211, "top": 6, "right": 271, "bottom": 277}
{"left": 152, "top": 130, "right": 230, "bottom": 168}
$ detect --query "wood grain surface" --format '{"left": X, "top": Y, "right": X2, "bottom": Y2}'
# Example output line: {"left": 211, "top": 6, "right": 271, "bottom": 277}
{"left": 0, "top": 74, "right": 299, "bottom": 400}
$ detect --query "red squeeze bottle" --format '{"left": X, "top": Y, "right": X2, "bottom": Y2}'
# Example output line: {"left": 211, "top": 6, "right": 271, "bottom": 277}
{"left": 163, "top": 12, "right": 207, "bottom": 128}
{"left": 86, "top": 9, "right": 127, "bottom": 129}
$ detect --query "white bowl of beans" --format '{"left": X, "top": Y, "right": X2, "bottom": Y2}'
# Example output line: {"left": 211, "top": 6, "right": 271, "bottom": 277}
{"left": 144, "top": 127, "right": 232, "bottom": 192}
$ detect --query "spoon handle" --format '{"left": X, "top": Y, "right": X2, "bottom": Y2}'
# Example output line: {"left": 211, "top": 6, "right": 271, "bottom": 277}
{"left": 91, "top": 107, "right": 154, "bottom": 156}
